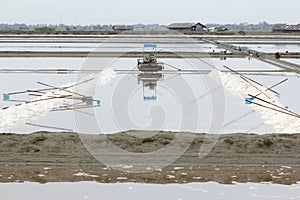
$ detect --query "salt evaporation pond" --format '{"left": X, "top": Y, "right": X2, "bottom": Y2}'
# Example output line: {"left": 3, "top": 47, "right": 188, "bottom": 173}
{"left": 232, "top": 44, "right": 300, "bottom": 53}
{"left": 0, "top": 57, "right": 299, "bottom": 134}
{"left": 0, "top": 182, "right": 299, "bottom": 200}
{"left": 0, "top": 42, "right": 223, "bottom": 53}
{"left": 282, "top": 58, "right": 300, "bottom": 65}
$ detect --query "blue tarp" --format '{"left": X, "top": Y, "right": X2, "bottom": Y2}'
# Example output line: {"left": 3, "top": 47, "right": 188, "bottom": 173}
{"left": 85, "top": 97, "right": 94, "bottom": 106}
{"left": 3, "top": 93, "right": 9, "bottom": 101}
{"left": 144, "top": 44, "right": 157, "bottom": 48}
{"left": 144, "top": 96, "right": 157, "bottom": 101}
{"left": 245, "top": 97, "right": 255, "bottom": 104}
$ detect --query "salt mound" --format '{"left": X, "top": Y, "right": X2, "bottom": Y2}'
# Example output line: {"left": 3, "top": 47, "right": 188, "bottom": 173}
{"left": 0, "top": 68, "right": 116, "bottom": 132}
{"left": 209, "top": 69, "right": 300, "bottom": 133}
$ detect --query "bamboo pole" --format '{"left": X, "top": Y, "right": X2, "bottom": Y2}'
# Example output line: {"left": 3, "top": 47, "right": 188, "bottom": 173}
{"left": 26, "top": 122, "right": 73, "bottom": 131}
{"left": 248, "top": 94, "right": 300, "bottom": 118}
{"left": 223, "top": 65, "right": 278, "bottom": 94}
{"left": 253, "top": 78, "right": 288, "bottom": 97}
{"left": 246, "top": 99, "right": 300, "bottom": 118}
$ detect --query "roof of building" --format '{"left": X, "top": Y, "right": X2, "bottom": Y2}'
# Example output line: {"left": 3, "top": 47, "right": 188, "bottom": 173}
{"left": 273, "top": 24, "right": 300, "bottom": 31}
{"left": 168, "top": 22, "right": 206, "bottom": 29}
{"left": 112, "top": 25, "right": 134, "bottom": 30}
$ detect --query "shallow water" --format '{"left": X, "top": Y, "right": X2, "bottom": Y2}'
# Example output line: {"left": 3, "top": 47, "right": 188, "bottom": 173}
{"left": 282, "top": 58, "right": 300, "bottom": 65}
{"left": 0, "top": 182, "right": 299, "bottom": 200}
{"left": 0, "top": 42, "right": 224, "bottom": 53}
{"left": 0, "top": 57, "right": 299, "bottom": 134}
{"left": 0, "top": 57, "right": 280, "bottom": 70}
{"left": 234, "top": 44, "right": 300, "bottom": 53}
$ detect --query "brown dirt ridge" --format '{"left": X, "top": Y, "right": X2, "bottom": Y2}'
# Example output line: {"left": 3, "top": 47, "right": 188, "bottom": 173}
{"left": 0, "top": 131, "right": 299, "bottom": 185}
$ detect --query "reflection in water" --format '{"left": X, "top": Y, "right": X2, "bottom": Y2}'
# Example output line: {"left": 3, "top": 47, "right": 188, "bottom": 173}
{"left": 138, "top": 73, "right": 163, "bottom": 100}
{"left": 0, "top": 182, "right": 299, "bottom": 200}
{"left": 136, "top": 46, "right": 164, "bottom": 101}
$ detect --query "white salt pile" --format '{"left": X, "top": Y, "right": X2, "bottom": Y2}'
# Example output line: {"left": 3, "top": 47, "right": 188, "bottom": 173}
{"left": 0, "top": 68, "right": 116, "bottom": 132}
{"left": 209, "top": 69, "right": 300, "bottom": 133}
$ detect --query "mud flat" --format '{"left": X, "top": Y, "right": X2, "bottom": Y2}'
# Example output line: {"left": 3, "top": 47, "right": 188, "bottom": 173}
{"left": 0, "top": 131, "right": 299, "bottom": 184}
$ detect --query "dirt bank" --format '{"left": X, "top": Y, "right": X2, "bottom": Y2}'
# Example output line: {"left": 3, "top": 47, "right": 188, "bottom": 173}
{"left": 0, "top": 131, "right": 299, "bottom": 184}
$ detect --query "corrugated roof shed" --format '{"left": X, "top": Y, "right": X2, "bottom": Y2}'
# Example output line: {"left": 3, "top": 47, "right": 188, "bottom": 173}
{"left": 112, "top": 25, "right": 134, "bottom": 31}
{"left": 168, "top": 22, "right": 207, "bottom": 30}
{"left": 168, "top": 23, "right": 197, "bottom": 29}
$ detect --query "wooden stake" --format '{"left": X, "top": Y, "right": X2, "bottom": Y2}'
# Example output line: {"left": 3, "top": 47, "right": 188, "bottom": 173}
{"left": 26, "top": 122, "right": 73, "bottom": 131}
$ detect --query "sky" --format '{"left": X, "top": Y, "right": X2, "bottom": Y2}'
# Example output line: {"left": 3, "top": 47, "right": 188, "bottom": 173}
{"left": 0, "top": 0, "right": 299, "bottom": 25}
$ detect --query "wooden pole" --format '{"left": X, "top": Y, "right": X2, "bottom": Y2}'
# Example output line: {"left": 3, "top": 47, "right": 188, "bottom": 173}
{"left": 223, "top": 65, "right": 278, "bottom": 94}
{"left": 248, "top": 94, "right": 300, "bottom": 118}
{"left": 240, "top": 76, "right": 270, "bottom": 99}
{"left": 37, "top": 81, "right": 88, "bottom": 98}
{"left": 26, "top": 122, "right": 73, "bottom": 131}
{"left": 253, "top": 78, "right": 288, "bottom": 97}
{"left": 246, "top": 99, "right": 300, "bottom": 118}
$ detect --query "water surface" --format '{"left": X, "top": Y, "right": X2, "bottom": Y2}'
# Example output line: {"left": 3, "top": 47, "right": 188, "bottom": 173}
{"left": 1, "top": 57, "right": 298, "bottom": 134}
{"left": 0, "top": 182, "right": 299, "bottom": 200}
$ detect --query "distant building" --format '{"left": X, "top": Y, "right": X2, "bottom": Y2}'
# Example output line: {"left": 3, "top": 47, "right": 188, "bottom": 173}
{"left": 272, "top": 24, "right": 300, "bottom": 32}
{"left": 112, "top": 25, "right": 134, "bottom": 31}
{"left": 168, "top": 22, "right": 207, "bottom": 31}
{"left": 207, "top": 26, "right": 228, "bottom": 32}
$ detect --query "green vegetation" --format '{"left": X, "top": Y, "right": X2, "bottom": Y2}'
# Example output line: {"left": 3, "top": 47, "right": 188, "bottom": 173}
{"left": 0, "top": 22, "right": 273, "bottom": 32}
{"left": 206, "top": 22, "right": 273, "bottom": 31}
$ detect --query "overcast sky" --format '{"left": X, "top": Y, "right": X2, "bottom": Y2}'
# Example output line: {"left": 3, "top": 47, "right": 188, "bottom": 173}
{"left": 0, "top": 0, "right": 299, "bottom": 25}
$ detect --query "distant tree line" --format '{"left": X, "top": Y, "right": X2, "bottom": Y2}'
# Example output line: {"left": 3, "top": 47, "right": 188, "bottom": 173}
{"left": 0, "top": 23, "right": 166, "bottom": 31}
{"left": 206, "top": 22, "right": 273, "bottom": 31}
{"left": 0, "top": 22, "right": 273, "bottom": 31}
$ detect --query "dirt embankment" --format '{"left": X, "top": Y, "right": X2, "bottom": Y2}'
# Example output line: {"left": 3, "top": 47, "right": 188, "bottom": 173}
{"left": 0, "top": 131, "right": 299, "bottom": 184}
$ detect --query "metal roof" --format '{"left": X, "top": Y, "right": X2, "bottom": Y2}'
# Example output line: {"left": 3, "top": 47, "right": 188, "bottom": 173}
{"left": 112, "top": 25, "right": 134, "bottom": 30}
{"left": 168, "top": 22, "right": 206, "bottom": 29}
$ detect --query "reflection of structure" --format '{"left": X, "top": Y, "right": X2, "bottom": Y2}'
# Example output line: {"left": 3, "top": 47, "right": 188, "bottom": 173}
{"left": 137, "top": 44, "right": 164, "bottom": 100}
{"left": 138, "top": 73, "right": 163, "bottom": 100}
